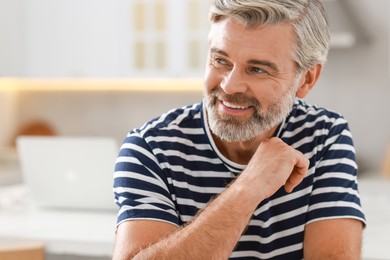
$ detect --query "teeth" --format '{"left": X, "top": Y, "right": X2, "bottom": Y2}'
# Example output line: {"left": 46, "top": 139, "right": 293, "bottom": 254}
{"left": 222, "top": 101, "right": 248, "bottom": 109}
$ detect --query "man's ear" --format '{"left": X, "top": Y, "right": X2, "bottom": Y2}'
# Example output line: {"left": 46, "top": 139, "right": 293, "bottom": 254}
{"left": 296, "top": 63, "right": 323, "bottom": 98}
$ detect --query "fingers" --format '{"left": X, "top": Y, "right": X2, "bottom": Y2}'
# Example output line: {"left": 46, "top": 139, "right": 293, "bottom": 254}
{"left": 245, "top": 137, "right": 309, "bottom": 197}
{"left": 284, "top": 150, "right": 309, "bottom": 193}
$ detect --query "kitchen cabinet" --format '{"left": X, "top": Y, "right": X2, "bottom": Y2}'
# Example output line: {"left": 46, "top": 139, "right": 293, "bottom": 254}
{"left": 0, "top": 0, "right": 210, "bottom": 78}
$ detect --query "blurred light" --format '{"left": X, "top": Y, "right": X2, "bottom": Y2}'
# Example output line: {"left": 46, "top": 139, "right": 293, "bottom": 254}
{"left": 0, "top": 78, "right": 203, "bottom": 92}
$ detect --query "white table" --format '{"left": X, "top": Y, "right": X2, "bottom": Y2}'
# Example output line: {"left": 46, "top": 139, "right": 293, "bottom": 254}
{"left": 0, "top": 179, "right": 389, "bottom": 259}
{"left": 0, "top": 185, "right": 117, "bottom": 257}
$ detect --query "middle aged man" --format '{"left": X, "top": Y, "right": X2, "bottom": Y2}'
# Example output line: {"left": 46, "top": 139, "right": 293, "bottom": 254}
{"left": 112, "top": 0, "right": 366, "bottom": 259}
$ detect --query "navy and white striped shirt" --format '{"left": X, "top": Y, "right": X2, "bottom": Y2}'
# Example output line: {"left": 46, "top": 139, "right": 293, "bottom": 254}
{"left": 114, "top": 99, "right": 366, "bottom": 259}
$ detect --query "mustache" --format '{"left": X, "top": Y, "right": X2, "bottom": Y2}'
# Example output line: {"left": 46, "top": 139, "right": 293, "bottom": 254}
{"left": 209, "top": 88, "right": 260, "bottom": 108}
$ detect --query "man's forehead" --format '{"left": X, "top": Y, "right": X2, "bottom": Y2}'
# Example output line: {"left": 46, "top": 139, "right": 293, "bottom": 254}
{"left": 208, "top": 18, "right": 296, "bottom": 64}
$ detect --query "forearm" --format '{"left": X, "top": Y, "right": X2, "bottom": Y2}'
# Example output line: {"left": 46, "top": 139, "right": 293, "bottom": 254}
{"left": 132, "top": 177, "right": 262, "bottom": 259}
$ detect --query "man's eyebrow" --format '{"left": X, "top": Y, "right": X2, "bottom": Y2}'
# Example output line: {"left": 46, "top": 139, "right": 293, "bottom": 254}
{"left": 248, "top": 59, "right": 279, "bottom": 72}
{"left": 210, "top": 48, "right": 229, "bottom": 57}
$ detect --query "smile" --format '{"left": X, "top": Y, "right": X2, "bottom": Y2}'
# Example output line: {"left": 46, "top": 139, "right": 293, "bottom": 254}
{"left": 221, "top": 100, "right": 251, "bottom": 110}
{"left": 217, "top": 99, "right": 254, "bottom": 117}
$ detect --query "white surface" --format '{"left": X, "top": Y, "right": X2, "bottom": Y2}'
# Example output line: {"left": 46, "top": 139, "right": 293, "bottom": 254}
{"left": 0, "top": 185, "right": 117, "bottom": 257}
{"left": 358, "top": 178, "right": 390, "bottom": 259}
{"left": 0, "top": 178, "right": 389, "bottom": 258}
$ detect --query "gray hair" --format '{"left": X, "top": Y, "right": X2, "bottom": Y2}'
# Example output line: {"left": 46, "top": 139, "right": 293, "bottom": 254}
{"left": 209, "top": 0, "right": 330, "bottom": 72}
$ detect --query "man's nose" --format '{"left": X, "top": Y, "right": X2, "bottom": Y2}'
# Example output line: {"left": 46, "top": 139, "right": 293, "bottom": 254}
{"left": 220, "top": 68, "right": 248, "bottom": 94}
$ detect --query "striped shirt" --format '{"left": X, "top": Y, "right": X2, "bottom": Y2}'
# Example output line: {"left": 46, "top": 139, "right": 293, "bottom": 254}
{"left": 114, "top": 99, "right": 366, "bottom": 259}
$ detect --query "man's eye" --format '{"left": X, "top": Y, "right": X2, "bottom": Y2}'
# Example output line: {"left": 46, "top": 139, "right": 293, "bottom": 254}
{"left": 213, "top": 58, "right": 228, "bottom": 66}
{"left": 249, "top": 67, "right": 266, "bottom": 74}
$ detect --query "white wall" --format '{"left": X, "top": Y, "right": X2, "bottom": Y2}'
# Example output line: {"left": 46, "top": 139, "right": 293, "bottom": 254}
{"left": 0, "top": 0, "right": 25, "bottom": 76}
{"left": 14, "top": 90, "right": 203, "bottom": 144}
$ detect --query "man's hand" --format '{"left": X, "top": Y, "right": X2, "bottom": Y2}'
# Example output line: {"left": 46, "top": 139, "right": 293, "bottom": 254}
{"left": 240, "top": 137, "right": 309, "bottom": 199}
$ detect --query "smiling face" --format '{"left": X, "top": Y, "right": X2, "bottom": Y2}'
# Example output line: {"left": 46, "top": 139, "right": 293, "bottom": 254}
{"left": 203, "top": 17, "right": 302, "bottom": 143}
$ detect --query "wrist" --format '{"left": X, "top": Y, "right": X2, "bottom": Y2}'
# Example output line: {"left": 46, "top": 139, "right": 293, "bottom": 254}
{"left": 229, "top": 174, "right": 269, "bottom": 210}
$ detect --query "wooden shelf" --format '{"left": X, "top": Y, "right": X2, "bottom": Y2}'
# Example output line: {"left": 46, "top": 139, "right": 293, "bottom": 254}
{"left": 0, "top": 78, "right": 203, "bottom": 92}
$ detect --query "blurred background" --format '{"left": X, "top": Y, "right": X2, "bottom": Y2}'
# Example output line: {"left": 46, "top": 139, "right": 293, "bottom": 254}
{"left": 1, "top": 0, "right": 390, "bottom": 177}
{"left": 0, "top": 0, "right": 389, "bottom": 259}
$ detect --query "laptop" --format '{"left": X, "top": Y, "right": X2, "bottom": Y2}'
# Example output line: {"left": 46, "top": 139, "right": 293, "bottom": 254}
{"left": 16, "top": 136, "right": 119, "bottom": 212}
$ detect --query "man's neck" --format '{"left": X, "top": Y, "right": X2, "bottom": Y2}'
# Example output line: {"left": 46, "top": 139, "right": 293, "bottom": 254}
{"left": 212, "top": 125, "right": 279, "bottom": 165}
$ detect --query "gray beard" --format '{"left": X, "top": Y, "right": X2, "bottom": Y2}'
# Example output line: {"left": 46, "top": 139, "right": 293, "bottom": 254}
{"left": 204, "top": 80, "right": 299, "bottom": 142}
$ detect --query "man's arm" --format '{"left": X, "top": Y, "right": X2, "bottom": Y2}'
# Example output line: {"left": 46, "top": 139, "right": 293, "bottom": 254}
{"left": 113, "top": 177, "right": 263, "bottom": 259}
{"left": 112, "top": 138, "right": 309, "bottom": 259}
{"left": 112, "top": 220, "right": 178, "bottom": 260}
{"left": 304, "top": 218, "right": 363, "bottom": 260}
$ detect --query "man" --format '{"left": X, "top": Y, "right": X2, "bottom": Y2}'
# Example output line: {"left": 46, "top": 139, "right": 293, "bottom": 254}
{"left": 113, "top": 0, "right": 366, "bottom": 259}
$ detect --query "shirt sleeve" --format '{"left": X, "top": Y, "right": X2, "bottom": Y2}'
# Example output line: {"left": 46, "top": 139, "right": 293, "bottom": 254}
{"left": 113, "top": 131, "right": 180, "bottom": 227}
{"left": 307, "top": 116, "right": 366, "bottom": 226}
